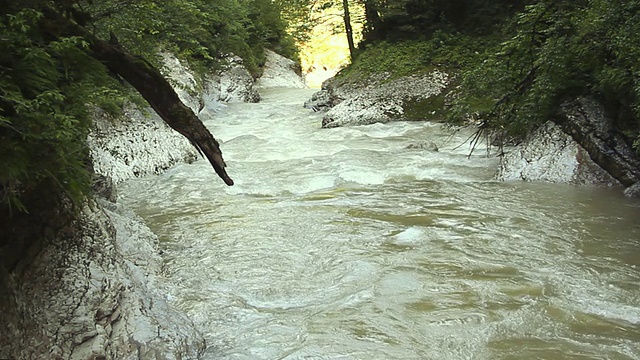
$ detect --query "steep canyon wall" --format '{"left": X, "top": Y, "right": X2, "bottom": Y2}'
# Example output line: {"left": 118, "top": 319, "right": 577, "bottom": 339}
{"left": 1, "top": 51, "right": 302, "bottom": 360}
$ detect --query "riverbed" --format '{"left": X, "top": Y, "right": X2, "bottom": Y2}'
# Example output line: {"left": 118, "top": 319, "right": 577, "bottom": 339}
{"left": 119, "top": 88, "right": 640, "bottom": 359}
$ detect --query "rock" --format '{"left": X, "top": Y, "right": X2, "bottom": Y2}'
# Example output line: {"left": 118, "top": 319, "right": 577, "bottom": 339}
{"left": 88, "top": 106, "right": 199, "bottom": 185}
{"left": 217, "top": 56, "right": 261, "bottom": 103}
{"left": 556, "top": 98, "right": 640, "bottom": 187}
{"left": 163, "top": 53, "right": 260, "bottom": 107}
{"left": 0, "top": 201, "right": 206, "bottom": 360}
{"left": 303, "top": 88, "right": 333, "bottom": 112}
{"left": 92, "top": 173, "right": 117, "bottom": 202}
{"left": 624, "top": 182, "right": 640, "bottom": 197}
{"left": 160, "top": 53, "right": 202, "bottom": 113}
{"left": 256, "top": 49, "right": 307, "bottom": 89}
{"left": 89, "top": 52, "right": 262, "bottom": 184}
{"left": 497, "top": 98, "right": 640, "bottom": 190}
{"left": 303, "top": 76, "right": 348, "bottom": 112}
{"left": 405, "top": 141, "right": 439, "bottom": 151}
{"left": 308, "top": 70, "right": 450, "bottom": 128}
{"left": 496, "top": 121, "right": 620, "bottom": 186}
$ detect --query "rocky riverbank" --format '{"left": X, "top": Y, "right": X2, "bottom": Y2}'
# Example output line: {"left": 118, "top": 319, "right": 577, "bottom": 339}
{"left": 307, "top": 74, "right": 640, "bottom": 196}
{"left": 0, "top": 50, "right": 305, "bottom": 359}
{"left": 305, "top": 70, "right": 449, "bottom": 128}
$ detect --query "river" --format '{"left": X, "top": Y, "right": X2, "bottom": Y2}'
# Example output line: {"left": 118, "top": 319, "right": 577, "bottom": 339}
{"left": 118, "top": 88, "right": 640, "bottom": 359}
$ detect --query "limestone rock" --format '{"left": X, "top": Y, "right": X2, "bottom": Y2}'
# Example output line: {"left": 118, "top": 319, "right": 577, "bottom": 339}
{"left": 499, "top": 97, "right": 640, "bottom": 192}
{"left": 307, "top": 71, "right": 449, "bottom": 128}
{"left": 88, "top": 106, "right": 199, "bottom": 185}
{"left": 303, "top": 87, "right": 334, "bottom": 112}
{"left": 161, "top": 53, "right": 202, "bottom": 113}
{"left": 624, "top": 182, "right": 640, "bottom": 197}
{"left": 92, "top": 173, "right": 118, "bottom": 202}
{"left": 256, "top": 49, "right": 307, "bottom": 89}
{"left": 217, "top": 56, "right": 261, "bottom": 103}
{"left": 557, "top": 98, "right": 640, "bottom": 187}
{"left": 496, "top": 121, "right": 619, "bottom": 186}
{"left": 89, "top": 52, "right": 261, "bottom": 184}
{"left": 162, "top": 53, "right": 260, "bottom": 107}
{"left": 0, "top": 201, "right": 206, "bottom": 360}
{"left": 405, "top": 141, "right": 439, "bottom": 151}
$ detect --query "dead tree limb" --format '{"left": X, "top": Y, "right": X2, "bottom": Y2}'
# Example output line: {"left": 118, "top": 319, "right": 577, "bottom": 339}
{"left": 41, "top": 6, "right": 234, "bottom": 185}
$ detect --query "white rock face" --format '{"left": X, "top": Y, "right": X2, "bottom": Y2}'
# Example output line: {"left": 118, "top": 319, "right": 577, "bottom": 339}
{"left": 255, "top": 49, "right": 307, "bottom": 89}
{"left": 88, "top": 106, "right": 199, "bottom": 184}
{"left": 161, "top": 52, "right": 202, "bottom": 112}
{"left": 89, "top": 53, "right": 259, "bottom": 184}
{"left": 215, "top": 56, "right": 261, "bottom": 103}
{"left": 161, "top": 53, "right": 260, "bottom": 109}
{"left": 0, "top": 201, "right": 205, "bottom": 360}
{"left": 496, "top": 121, "right": 619, "bottom": 185}
{"left": 319, "top": 71, "right": 449, "bottom": 128}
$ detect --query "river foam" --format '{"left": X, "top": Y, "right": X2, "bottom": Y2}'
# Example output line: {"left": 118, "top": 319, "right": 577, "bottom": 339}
{"left": 119, "top": 88, "right": 640, "bottom": 360}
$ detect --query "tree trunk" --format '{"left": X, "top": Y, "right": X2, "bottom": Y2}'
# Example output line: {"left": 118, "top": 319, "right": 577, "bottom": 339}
{"left": 363, "top": 0, "right": 383, "bottom": 41}
{"left": 40, "top": 7, "right": 234, "bottom": 186}
{"left": 342, "top": 0, "right": 356, "bottom": 61}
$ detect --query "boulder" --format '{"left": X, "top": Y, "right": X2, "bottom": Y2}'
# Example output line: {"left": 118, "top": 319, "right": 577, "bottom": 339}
{"left": 496, "top": 121, "right": 619, "bottom": 185}
{"left": 306, "top": 71, "right": 450, "bottom": 128}
{"left": 216, "top": 56, "right": 261, "bottom": 103}
{"left": 497, "top": 98, "right": 640, "bottom": 192}
{"left": 256, "top": 49, "right": 307, "bottom": 89}
{"left": 405, "top": 141, "right": 439, "bottom": 151}
{"left": 624, "top": 182, "right": 640, "bottom": 198}
{"left": 556, "top": 98, "right": 640, "bottom": 187}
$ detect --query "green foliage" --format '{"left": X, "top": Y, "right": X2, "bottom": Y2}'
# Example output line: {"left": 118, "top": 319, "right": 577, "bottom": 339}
{"left": 451, "top": 0, "right": 640, "bottom": 146}
{"left": 83, "top": 0, "right": 299, "bottom": 78}
{"left": 403, "top": 93, "right": 447, "bottom": 120}
{"left": 341, "top": 41, "right": 433, "bottom": 79}
{"left": 275, "top": 0, "right": 318, "bottom": 44}
{"left": 361, "top": 0, "right": 529, "bottom": 42}
{"left": 0, "top": 9, "right": 96, "bottom": 212}
{"left": 247, "top": 0, "right": 299, "bottom": 62}
{"left": 336, "top": 31, "right": 499, "bottom": 104}
{"left": 336, "top": 0, "right": 521, "bottom": 109}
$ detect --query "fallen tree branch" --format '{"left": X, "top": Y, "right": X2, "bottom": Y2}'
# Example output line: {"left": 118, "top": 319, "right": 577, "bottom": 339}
{"left": 41, "top": 6, "right": 234, "bottom": 186}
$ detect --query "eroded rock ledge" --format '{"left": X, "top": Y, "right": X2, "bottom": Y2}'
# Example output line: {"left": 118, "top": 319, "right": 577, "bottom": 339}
{"left": 496, "top": 121, "right": 619, "bottom": 186}
{"left": 497, "top": 98, "right": 640, "bottom": 196}
{"left": 90, "top": 53, "right": 260, "bottom": 185}
{"left": 556, "top": 98, "right": 640, "bottom": 188}
{"left": 0, "top": 198, "right": 206, "bottom": 360}
{"left": 256, "top": 49, "right": 307, "bottom": 89}
{"left": 306, "top": 71, "right": 449, "bottom": 128}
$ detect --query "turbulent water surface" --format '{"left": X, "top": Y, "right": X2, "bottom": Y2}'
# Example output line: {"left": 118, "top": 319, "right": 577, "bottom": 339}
{"left": 119, "top": 88, "right": 640, "bottom": 359}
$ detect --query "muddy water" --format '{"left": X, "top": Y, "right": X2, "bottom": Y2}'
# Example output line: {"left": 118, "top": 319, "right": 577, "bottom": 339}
{"left": 119, "top": 88, "right": 640, "bottom": 359}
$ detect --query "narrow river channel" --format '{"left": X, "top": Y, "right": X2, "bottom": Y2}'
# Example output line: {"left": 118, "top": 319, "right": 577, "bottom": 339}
{"left": 119, "top": 88, "right": 640, "bottom": 359}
